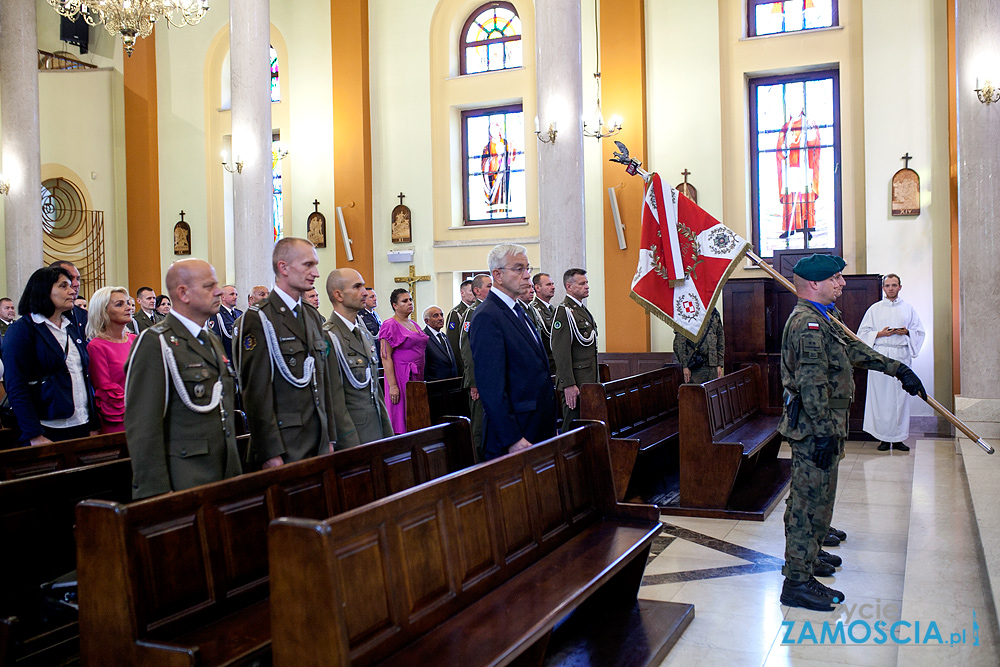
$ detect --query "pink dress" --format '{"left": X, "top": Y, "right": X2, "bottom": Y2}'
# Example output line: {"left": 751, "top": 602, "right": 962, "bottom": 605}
{"left": 87, "top": 334, "right": 136, "bottom": 433}
{"left": 378, "top": 318, "right": 428, "bottom": 434}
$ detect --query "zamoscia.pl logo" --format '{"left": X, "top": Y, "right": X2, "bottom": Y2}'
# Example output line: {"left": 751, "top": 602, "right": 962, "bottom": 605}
{"left": 782, "top": 606, "right": 981, "bottom": 646}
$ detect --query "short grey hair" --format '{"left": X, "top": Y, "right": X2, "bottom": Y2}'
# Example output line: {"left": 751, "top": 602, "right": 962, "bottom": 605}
{"left": 487, "top": 243, "right": 528, "bottom": 272}
{"left": 422, "top": 305, "right": 442, "bottom": 322}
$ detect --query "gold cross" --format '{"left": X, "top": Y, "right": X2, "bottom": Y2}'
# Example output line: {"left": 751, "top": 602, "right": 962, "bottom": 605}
{"left": 394, "top": 264, "right": 431, "bottom": 320}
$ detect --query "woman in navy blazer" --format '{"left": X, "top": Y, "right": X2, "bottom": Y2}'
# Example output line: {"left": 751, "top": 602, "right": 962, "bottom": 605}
{"left": 2, "top": 266, "right": 99, "bottom": 446}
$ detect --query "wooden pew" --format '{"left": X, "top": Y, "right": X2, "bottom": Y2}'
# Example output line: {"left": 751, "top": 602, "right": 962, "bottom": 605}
{"left": 580, "top": 366, "right": 683, "bottom": 503}
{"left": 75, "top": 418, "right": 476, "bottom": 667}
{"left": 598, "top": 352, "right": 674, "bottom": 381}
{"left": 675, "top": 364, "right": 790, "bottom": 520}
{"left": 269, "top": 421, "right": 694, "bottom": 667}
{"left": 405, "top": 377, "right": 470, "bottom": 431}
{"left": 0, "top": 459, "right": 133, "bottom": 666}
{"left": 0, "top": 431, "right": 128, "bottom": 480}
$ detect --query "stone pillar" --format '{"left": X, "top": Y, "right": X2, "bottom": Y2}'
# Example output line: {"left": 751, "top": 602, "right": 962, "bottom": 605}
{"left": 0, "top": 0, "right": 44, "bottom": 298}
{"left": 230, "top": 0, "right": 274, "bottom": 298}
{"left": 535, "top": 0, "right": 586, "bottom": 302}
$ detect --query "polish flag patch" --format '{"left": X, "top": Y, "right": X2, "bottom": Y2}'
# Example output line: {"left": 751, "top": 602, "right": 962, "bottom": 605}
{"left": 807, "top": 322, "right": 820, "bottom": 330}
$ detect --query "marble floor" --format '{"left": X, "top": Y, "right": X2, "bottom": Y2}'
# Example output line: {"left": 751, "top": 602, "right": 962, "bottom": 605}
{"left": 640, "top": 438, "right": 1000, "bottom": 667}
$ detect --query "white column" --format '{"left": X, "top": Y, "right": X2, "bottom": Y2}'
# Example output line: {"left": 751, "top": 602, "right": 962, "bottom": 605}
{"left": 535, "top": 0, "right": 586, "bottom": 300}
{"left": 229, "top": 0, "right": 274, "bottom": 298}
{"left": 0, "top": 0, "right": 44, "bottom": 298}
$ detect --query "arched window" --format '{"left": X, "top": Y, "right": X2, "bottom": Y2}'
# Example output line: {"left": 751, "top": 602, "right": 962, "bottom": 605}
{"left": 461, "top": 2, "right": 522, "bottom": 75}
{"left": 270, "top": 45, "right": 280, "bottom": 102}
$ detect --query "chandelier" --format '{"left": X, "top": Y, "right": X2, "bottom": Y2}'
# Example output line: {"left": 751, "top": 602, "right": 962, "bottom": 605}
{"left": 47, "top": 0, "right": 209, "bottom": 57}
{"left": 582, "top": 0, "right": 622, "bottom": 141}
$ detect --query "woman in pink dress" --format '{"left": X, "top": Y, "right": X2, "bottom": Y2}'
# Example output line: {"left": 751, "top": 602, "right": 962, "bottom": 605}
{"left": 378, "top": 289, "right": 428, "bottom": 434}
{"left": 86, "top": 287, "right": 136, "bottom": 433}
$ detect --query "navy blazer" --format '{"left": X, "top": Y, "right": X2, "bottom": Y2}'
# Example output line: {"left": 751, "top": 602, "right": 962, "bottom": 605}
{"left": 470, "top": 290, "right": 556, "bottom": 459}
{"left": 422, "top": 325, "right": 458, "bottom": 381}
{"left": 1, "top": 316, "right": 98, "bottom": 443}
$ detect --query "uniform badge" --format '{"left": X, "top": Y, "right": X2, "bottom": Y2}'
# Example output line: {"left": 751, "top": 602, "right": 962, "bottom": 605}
{"left": 324, "top": 340, "right": 331, "bottom": 357}
{"left": 807, "top": 322, "right": 820, "bottom": 330}
{"left": 194, "top": 383, "right": 206, "bottom": 398}
{"left": 208, "top": 320, "right": 215, "bottom": 329}
{"left": 222, "top": 354, "right": 230, "bottom": 365}
{"left": 448, "top": 322, "right": 456, "bottom": 330}
{"left": 289, "top": 357, "right": 297, "bottom": 367}
{"left": 553, "top": 320, "right": 562, "bottom": 330}
{"left": 169, "top": 335, "right": 179, "bottom": 346}
{"left": 243, "top": 334, "right": 256, "bottom": 350}
{"left": 463, "top": 321, "right": 470, "bottom": 332}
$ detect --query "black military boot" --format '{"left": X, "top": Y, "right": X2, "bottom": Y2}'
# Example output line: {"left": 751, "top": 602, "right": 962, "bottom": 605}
{"left": 812, "top": 578, "right": 846, "bottom": 604}
{"left": 818, "top": 549, "right": 842, "bottom": 567}
{"left": 813, "top": 560, "right": 836, "bottom": 577}
{"left": 829, "top": 527, "right": 847, "bottom": 541}
{"left": 780, "top": 577, "right": 838, "bottom": 611}
{"left": 823, "top": 532, "right": 841, "bottom": 547}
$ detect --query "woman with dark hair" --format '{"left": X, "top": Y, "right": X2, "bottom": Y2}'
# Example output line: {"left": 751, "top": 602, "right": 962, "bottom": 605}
{"left": 1, "top": 266, "right": 99, "bottom": 445}
{"left": 155, "top": 294, "right": 172, "bottom": 317}
{"left": 378, "top": 288, "right": 428, "bottom": 434}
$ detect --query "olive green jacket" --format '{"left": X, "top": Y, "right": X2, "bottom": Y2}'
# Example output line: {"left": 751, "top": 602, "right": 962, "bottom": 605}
{"left": 234, "top": 295, "right": 337, "bottom": 463}
{"left": 446, "top": 300, "right": 471, "bottom": 376}
{"left": 551, "top": 297, "right": 599, "bottom": 390}
{"left": 323, "top": 313, "right": 393, "bottom": 449}
{"left": 124, "top": 313, "right": 242, "bottom": 500}
{"left": 459, "top": 301, "right": 480, "bottom": 390}
{"left": 528, "top": 296, "right": 557, "bottom": 375}
{"left": 779, "top": 299, "right": 901, "bottom": 440}
{"left": 673, "top": 310, "right": 725, "bottom": 370}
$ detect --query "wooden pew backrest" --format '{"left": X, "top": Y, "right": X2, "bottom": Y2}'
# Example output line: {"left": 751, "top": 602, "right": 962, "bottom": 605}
{"left": 580, "top": 366, "right": 681, "bottom": 440}
{"left": 0, "top": 432, "right": 128, "bottom": 480}
{"left": 405, "top": 377, "right": 470, "bottom": 431}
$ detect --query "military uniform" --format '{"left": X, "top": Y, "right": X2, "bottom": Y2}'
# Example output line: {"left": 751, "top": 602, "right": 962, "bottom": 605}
{"left": 447, "top": 300, "right": 473, "bottom": 377}
{"left": 458, "top": 301, "right": 484, "bottom": 455}
{"left": 551, "top": 296, "right": 599, "bottom": 425}
{"left": 323, "top": 313, "right": 393, "bottom": 449}
{"left": 133, "top": 309, "right": 162, "bottom": 334}
{"left": 208, "top": 305, "right": 243, "bottom": 361}
{"left": 124, "top": 313, "right": 242, "bottom": 500}
{"left": 528, "top": 296, "right": 557, "bottom": 375}
{"left": 234, "top": 294, "right": 337, "bottom": 464}
{"left": 780, "top": 298, "right": 900, "bottom": 583}
{"left": 673, "top": 309, "right": 725, "bottom": 384}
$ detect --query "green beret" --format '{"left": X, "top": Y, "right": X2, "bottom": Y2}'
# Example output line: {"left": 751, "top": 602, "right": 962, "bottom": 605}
{"left": 792, "top": 254, "right": 846, "bottom": 281}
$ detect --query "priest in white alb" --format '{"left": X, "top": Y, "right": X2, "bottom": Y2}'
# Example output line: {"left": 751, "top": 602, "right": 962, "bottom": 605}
{"left": 857, "top": 274, "right": 926, "bottom": 451}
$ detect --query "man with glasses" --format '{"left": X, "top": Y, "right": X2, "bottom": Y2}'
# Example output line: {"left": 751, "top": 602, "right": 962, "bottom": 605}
{"left": 551, "top": 268, "right": 598, "bottom": 427}
{"left": 469, "top": 244, "right": 556, "bottom": 459}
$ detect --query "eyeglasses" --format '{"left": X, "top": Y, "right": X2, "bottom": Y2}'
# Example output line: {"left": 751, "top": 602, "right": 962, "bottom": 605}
{"left": 501, "top": 265, "right": 533, "bottom": 275}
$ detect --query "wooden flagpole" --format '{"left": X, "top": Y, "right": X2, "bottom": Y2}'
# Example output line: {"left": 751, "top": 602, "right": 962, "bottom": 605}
{"left": 747, "top": 250, "right": 993, "bottom": 455}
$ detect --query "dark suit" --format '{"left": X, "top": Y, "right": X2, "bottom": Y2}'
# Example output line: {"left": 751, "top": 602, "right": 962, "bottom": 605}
{"left": 208, "top": 305, "right": 243, "bottom": 361}
{"left": 2, "top": 316, "right": 99, "bottom": 444}
{"left": 423, "top": 325, "right": 458, "bottom": 381}
{"left": 470, "top": 291, "right": 557, "bottom": 459}
{"left": 124, "top": 314, "right": 242, "bottom": 499}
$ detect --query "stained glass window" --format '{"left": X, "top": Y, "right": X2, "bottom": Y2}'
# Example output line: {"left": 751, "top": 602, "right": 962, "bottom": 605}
{"left": 272, "top": 135, "right": 283, "bottom": 241}
{"left": 270, "top": 45, "right": 280, "bottom": 102}
{"left": 461, "top": 2, "right": 522, "bottom": 75}
{"left": 748, "top": 0, "right": 837, "bottom": 37}
{"left": 749, "top": 69, "right": 841, "bottom": 258}
{"left": 462, "top": 105, "right": 526, "bottom": 225}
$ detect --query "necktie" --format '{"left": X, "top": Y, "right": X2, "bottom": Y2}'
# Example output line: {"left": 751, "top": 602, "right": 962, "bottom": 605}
{"left": 439, "top": 332, "right": 453, "bottom": 361}
{"left": 353, "top": 325, "right": 366, "bottom": 349}
{"left": 292, "top": 304, "right": 299, "bottom": 318}
{"left": 514, "top": 303, "right": 540, "bottom": 348}
{"left": 197, "top": 329, "right": 212, "bottom": 346}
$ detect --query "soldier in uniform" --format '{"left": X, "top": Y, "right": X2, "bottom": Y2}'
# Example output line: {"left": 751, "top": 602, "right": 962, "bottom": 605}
{"left": 446, "top": 279, "right": 476, "bottom": 377}
{"left": 778, "top": 254, "right": 926, "bottom": 611}
{"left": 133, "top": 286, "right": 163, "bottom": 333}
{"left": 208, "top": 284, "right": 242, "bottom": 361}
{"left": 124, "top": 259, "right": 242, "bottom": 499}
{"left": 673, "top": 309, "right": 725, "bottom": 384}
{"left": 528, "top": 272, "right": 557, "bottom": 375}
{"left": 234, "top": 237, "right": 338, "bottom": 468}
{"left": 551, "top": 268, "right": 598, "bottom": 426}
{"left": 459, "top": 273, "right": 492, "bottom": 457}
{"left": 323, "top": 268, "right": 393, "bottom": 448}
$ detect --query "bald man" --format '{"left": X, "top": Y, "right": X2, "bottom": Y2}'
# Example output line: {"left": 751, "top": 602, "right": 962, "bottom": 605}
{"left": 124, "top": 259, "right": 242, "bottom": 499}
{"left": 208, "top": 284, "right": 242, "bottom": 361}
{"left": 323, "top": 268, "right": 393, "bottom": 448}
{"left": 248, "top": 285, "right": 269, "bottom": 308}
{"left": 235, "top": 238, "right": 338, "bottom": 468}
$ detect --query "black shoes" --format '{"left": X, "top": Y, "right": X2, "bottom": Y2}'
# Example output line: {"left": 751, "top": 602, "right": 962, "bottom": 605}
{"left": 823, "top": 532, "right": 840, "bottom": 547}
{"left": 878, "top": 442, "right": 890, "bottom": 451}
{"left": 818, "top": 549, "right": 842, "bottom": 567}
{"left": 813, "top": 560, "right": 836, "bottom": 577}
{"left": 892, "top": 442, "right": 910, "bottom": 451}
{"left": 780, "top": 577, "right": 843, "bottom": 611}
{"left": 829, "top": 527, "right": 847, "bottom": 541}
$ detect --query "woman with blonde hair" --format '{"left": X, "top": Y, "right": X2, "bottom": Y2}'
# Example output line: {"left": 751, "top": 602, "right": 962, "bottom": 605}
{"left": 86, "top": 286, "right": 136, "bottom": 433}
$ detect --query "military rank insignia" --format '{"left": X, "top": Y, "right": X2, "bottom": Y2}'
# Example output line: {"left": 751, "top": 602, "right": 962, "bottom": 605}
{"left": 553, "top": 321, "right": 562, "bottom": 330}
{"left": 243, "top": 334, "right": 257, "bottom": 351}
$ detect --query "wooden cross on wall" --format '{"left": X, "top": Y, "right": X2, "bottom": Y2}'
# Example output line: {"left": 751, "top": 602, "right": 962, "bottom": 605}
{"left": 680, "top": 169, "right": 691, "bottom": 184}
{"left": 901, "top": 153, "right": 912, "bottom": 169}
{"left": 179, "top": 210, "right": 185, "bottom": 221}
{"left": 394, "top": 264, "right": 430, "bottom": 320}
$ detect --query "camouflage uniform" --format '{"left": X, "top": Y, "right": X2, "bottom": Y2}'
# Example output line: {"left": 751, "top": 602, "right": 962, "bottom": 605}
{"left": 673, "top": 309, "right": 725, "bottom": 384}
{"left": 780, "top": 299, "right": 901, "bottom": 582}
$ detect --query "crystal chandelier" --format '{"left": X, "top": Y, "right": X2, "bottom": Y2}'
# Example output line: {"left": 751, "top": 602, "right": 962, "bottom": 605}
{"left": 582, "top": 0, "right": 622, "bottom": 141}
{"left": 47, "top": 0, "right": 210, "bottom": 57}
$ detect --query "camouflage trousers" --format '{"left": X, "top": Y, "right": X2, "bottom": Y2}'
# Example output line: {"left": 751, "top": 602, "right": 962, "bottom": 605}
{"left": 689, "top": 367, "right": 716, "bottom": 384}
{"left": 782, "top": 435, "right": 842, "bottom": 582}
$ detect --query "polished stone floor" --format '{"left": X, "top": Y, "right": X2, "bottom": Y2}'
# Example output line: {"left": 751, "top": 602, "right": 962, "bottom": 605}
{"left": 641, "top": 438, "right": 1000, "bottom": 666}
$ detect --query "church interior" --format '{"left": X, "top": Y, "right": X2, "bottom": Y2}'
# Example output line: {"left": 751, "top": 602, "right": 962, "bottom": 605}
{"left": 2, "top": 0, "right": 1000, "bottom": 665}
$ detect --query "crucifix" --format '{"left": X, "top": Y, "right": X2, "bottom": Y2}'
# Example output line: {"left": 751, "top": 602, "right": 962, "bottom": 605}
{"left": 900, "top": 153, "right": 912, "bottom": 169}
{"left": 394, "top": 264, "right": 430, "bottom": 320}
{"left": 676, "top": 168, "right": 698, "bottom": 204}
{"left": 179, "top": 210, "right": 185, "bottom": 221}
{"left": 313, "top": 199, "right": 320, "bottom": 212}
{"left": 398, "top": 192, "right": 405, "bottom": 206}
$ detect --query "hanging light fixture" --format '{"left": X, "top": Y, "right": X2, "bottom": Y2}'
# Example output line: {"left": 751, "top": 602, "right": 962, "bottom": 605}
{"left": 582, "top": 0, "right": 622, "bottom": 141}
{"left": 47, "top": 0, "right": 210, "bottom": 57}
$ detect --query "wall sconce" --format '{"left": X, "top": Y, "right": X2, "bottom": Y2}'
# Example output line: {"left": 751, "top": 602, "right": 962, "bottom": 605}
{"left": 221, "top": 151, "right": 243, "bottom": 174}
{"left": 976, "top": 78, "right": 1000, "bottom": 105}
{"left": 534, "top": 117, "right": 557, "bottom": 144}
{"left": 272, "top": 141, "right": 290, "bottom": 165}
{"left": 0, "top": 173, "right": 9, "bottom": 196}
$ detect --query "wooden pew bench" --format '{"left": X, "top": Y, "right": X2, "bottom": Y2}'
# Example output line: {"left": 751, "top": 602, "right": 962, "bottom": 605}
{"left": 405, "top": 377, "right": 471, "bottom": 431}
{"left": 0, "top": 459, "right": 133, "bottom": 666}
{"left": 676, "top": 364, "right": 790, "bottom": 520}
{"left": 0, "top": 431, "right": 128, "bottom": 480}
{"left": 580, "top": 366, "right": 683, "bottom": 501}
{"left": 269, "top": 421, "right": 694, "bottom": 667}
{"left": 75, "top": 418, "right": 476, "bottom": 667}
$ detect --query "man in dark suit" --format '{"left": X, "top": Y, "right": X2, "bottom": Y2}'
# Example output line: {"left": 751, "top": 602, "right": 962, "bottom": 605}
{"left": 49, "top": 261, "right": 88, "bottom": 336}
{"left": 208, "top": 284, "right": 243, "bottom": 361}
{"left": 133, "top": 286, "right": 163, "bottom": 333}
{"left": 422, "top": 305, "right": 458, "bottom": 381}
{"left": 359, "top": 287, "right": 382, "bottom": 367}
{"left": 0, "top": 297, "right": 15, "bottom": 340}
{"left": 470, "top": 244, "right": 557, "bottom": 460}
